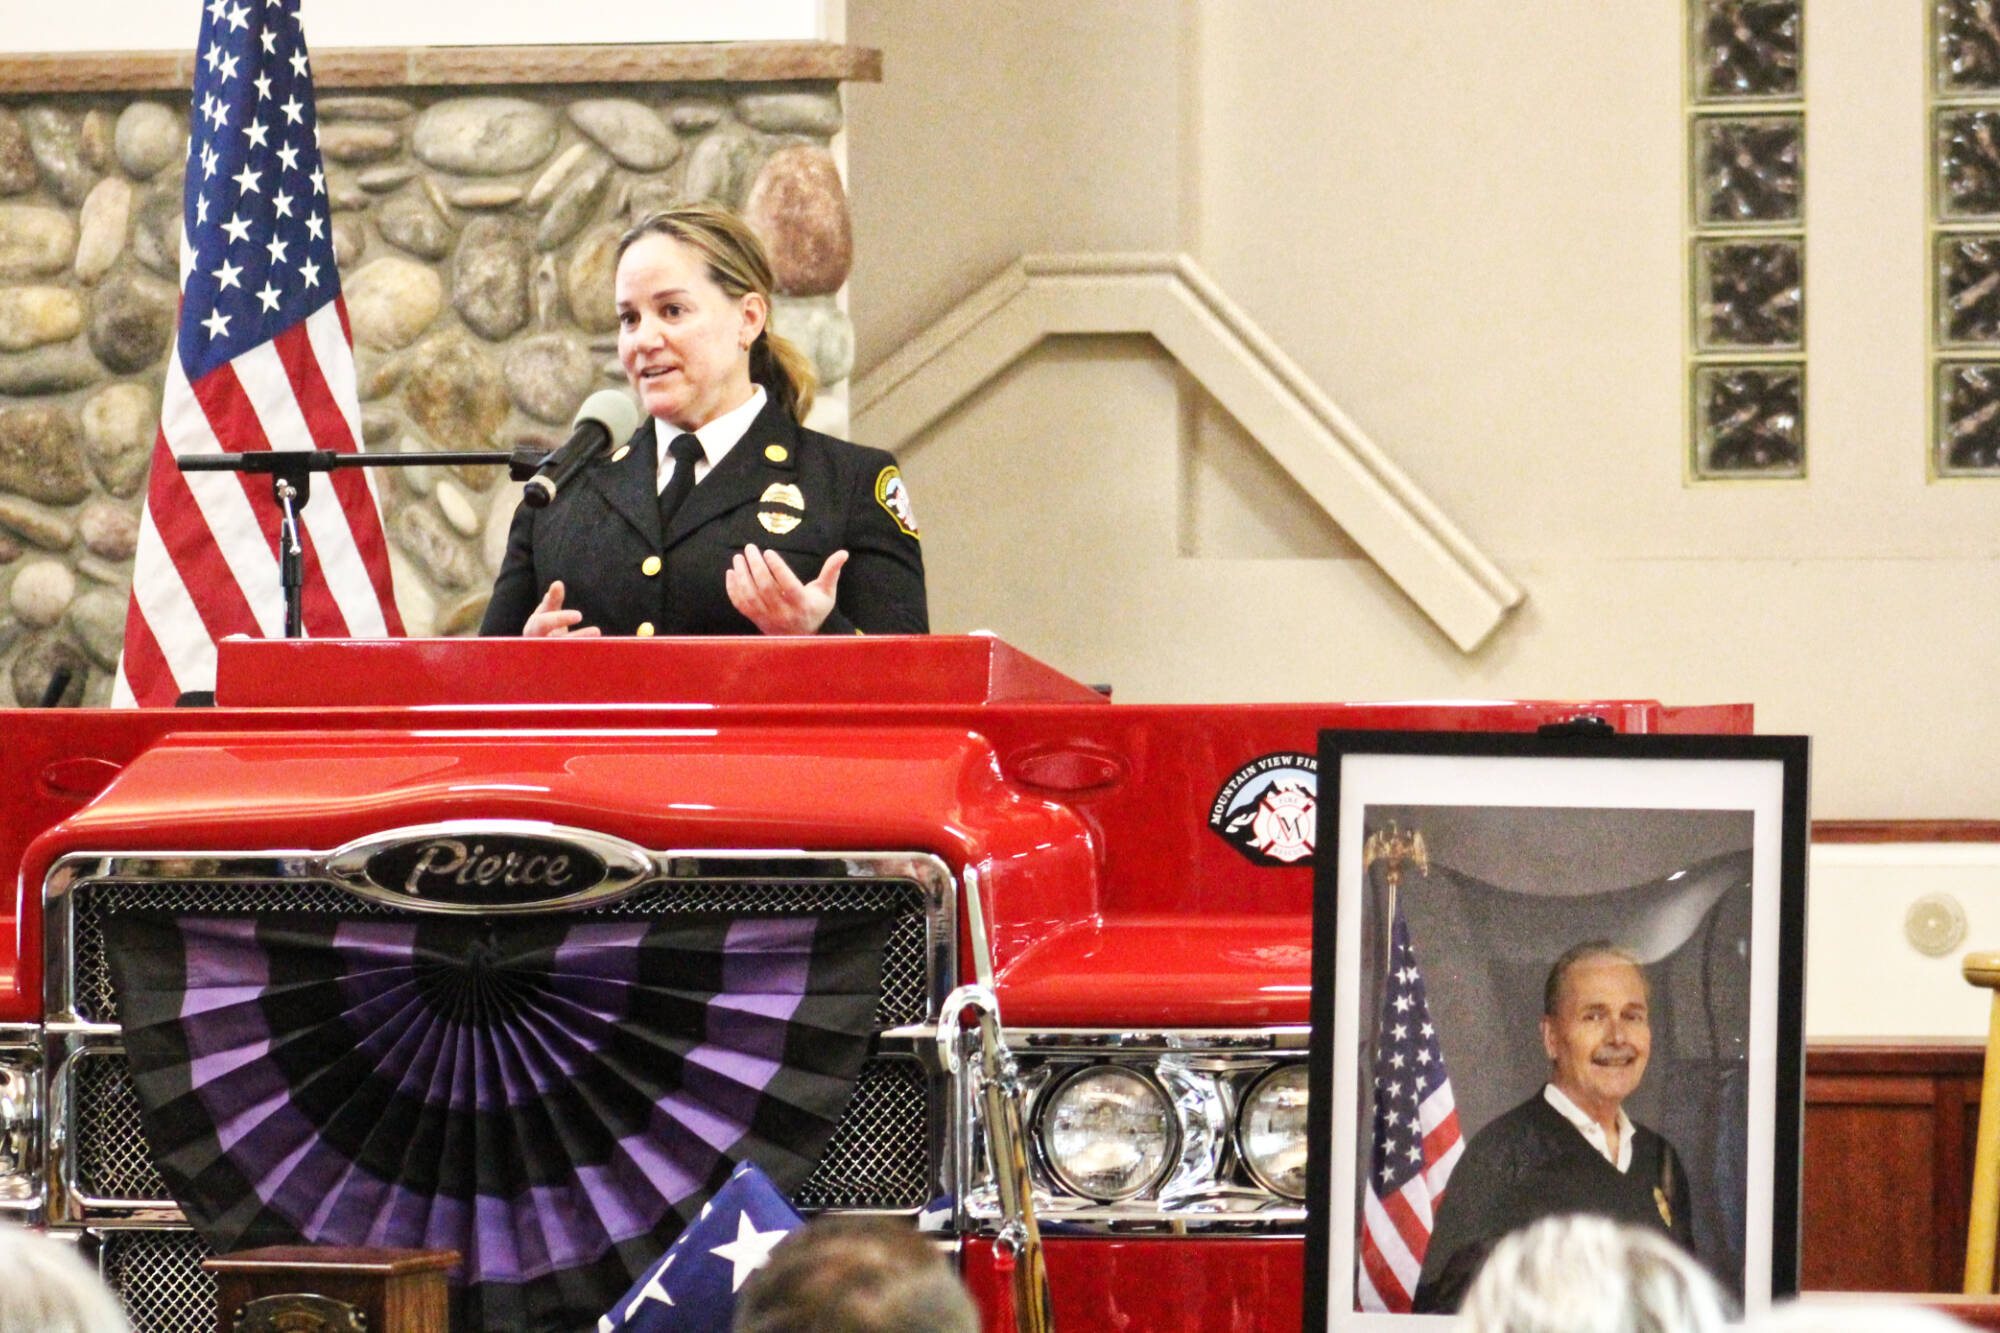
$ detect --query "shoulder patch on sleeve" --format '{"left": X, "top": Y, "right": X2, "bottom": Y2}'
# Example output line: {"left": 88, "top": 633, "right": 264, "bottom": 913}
{"left": 874, "top": 465, "right": 919, "bottom": 538}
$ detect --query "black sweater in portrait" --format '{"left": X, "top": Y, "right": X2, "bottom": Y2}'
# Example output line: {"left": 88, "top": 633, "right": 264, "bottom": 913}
{"left": 1411, "top": 1092, "right": 1693, "bottom": 1313}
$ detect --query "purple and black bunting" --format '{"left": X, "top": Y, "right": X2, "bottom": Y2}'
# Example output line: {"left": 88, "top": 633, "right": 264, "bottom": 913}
{"left": 104, "top": 910, "right": 896, "bottom": 1333}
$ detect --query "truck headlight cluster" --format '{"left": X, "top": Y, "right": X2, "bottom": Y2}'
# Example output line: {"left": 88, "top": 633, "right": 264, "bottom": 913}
{"left": 972, "top": 1035, "right": 1309, "bottom": 1230}
{"left": 1236, "top": 1064, "right": 1309, "bottom": 1201}
{"left": 1036, "top": 1066, "right": 1177, "bottom": 1202}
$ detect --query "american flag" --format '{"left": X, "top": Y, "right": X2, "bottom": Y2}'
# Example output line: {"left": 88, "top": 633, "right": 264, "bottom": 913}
{"left": 114, "top": 0, "right": 402, "bottom": 706}
{"left": 1357, "top": 904, "right": 1464, "bottom": 1312}
{"left": 597, "top": 1161, "right": 802, "bottom": 1333}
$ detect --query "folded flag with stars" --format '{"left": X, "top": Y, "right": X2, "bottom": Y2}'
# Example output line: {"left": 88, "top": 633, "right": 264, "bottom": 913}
{"left": 597, "top": 1161, "right": 803, "bottom": 1333}
{"left": 116, "top": 0, "right": 403, "bottom": 705}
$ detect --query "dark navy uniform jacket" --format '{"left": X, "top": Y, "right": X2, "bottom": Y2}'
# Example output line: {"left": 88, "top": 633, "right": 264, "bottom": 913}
{"left": 480, "top": 395, "right": 927, "bottom": 638}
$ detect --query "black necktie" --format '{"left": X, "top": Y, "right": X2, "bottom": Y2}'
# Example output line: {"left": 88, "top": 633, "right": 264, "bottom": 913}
{"left": 658, "top": 433, "right": 703, "bottom": 533}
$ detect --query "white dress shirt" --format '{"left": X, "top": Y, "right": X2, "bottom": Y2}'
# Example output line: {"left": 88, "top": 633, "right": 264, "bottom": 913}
{"left": 1543, "top": 1082, "right": 1635, "bottom": 1173}
{"left": 654, "top": 384, "right": 768, "bottom": 492}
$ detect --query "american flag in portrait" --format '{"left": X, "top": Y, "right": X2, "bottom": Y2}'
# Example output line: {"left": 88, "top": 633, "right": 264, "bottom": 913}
{"left": 1356, "top": 903, "right": 1464, "bottom": 1313}
{"left": 115, "top": 0, "right": 402, "bottom": 706}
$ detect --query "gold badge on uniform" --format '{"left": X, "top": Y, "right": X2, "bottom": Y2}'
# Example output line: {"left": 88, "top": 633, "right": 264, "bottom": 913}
{"left": 609, "top": 445, "right": 631, "bottom": 463}
{"left": 759, "top": 511, "right": 802, "bottom": 535}
{"left": 764, "top": 444, "right": 789, "bottom": 463}
{"left": 760, "top": 482, "right": 805, "bottom": 510}
{"left": 874, "top": 465, "right": 919, "bottom": 538}
{"left": 1654, "top": 1185, "right": 1672, "bottom": 1228}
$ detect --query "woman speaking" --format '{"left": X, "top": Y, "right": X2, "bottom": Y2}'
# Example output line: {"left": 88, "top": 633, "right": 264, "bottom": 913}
{"left": 480, "top": 204, "right": 927, "bottom": 638}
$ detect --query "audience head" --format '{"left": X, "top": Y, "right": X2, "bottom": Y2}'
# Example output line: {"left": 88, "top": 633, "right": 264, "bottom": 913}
{"left": 0, "top": 1222, "right": 133, "bottom": 1333}
{"left": 1455, "top": 1214, "right": 1728, "bottom": 1333}
{"left": 732, "top": 1216, "right": 977, "bottom": 1333}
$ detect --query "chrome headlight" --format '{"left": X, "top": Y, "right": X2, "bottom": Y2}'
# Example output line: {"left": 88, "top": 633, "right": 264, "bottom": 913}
{"left": 1036, "top": 1066, "right": 1177, "bottom": 1202}
{"left": 1237, "top": 1064, "right": 1308, "bottom": 1200}
{"left": 0, "top": 1054, "right": 39, "bottom": 1203}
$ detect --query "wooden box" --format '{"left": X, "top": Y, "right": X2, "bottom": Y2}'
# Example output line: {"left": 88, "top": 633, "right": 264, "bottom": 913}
{"left": 203, "top": 1246, "right": 458, "bottom": 1333}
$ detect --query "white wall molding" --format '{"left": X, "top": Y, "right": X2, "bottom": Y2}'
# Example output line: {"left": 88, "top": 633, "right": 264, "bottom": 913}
{"left": 853, "top": 253, "right": 1526, "bottom": 652}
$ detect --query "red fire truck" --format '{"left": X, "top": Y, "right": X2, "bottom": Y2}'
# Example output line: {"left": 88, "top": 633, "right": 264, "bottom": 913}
{"left": 0, "top": 636, "right": 1747, "bottom": 1332}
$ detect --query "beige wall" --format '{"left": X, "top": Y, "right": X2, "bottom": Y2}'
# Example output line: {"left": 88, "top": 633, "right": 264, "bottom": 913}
{"left": 847, "top": 1, "right": 1999, "bottom": 819}
{"left": 10, "top": 2, "right": 827, "bottom": 49}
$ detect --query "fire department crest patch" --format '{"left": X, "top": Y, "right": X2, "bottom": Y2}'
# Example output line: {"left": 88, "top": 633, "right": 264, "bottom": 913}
{"left": 875, "top": 466, "right": 919, "bottom": 538}
{"left": 1208, "top": 752, "right": 1317, "bottom": 866}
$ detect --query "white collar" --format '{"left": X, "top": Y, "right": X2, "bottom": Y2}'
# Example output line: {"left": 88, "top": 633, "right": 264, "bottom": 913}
{"left": 655, "top": 384, "right": 767, "bottom": 489}
{"left": 1543, "top": 1082, "right": 1635, "bottom": 1173}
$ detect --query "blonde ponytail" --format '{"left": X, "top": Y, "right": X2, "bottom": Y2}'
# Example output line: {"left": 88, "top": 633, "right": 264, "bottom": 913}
{"left": 752, "top": 327, "right": 818, "bottom": 423}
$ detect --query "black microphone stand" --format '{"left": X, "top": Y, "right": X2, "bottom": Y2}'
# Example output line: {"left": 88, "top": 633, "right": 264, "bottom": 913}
{"left": 176, "top": 446, "right": 545, "bottom": 639}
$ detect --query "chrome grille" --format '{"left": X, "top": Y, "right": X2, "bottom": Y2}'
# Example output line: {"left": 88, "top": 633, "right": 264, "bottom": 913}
{"left": 72, "top": 874, "right": 932, "bottom": 1027}
{"left": 795, "top": 1056, "right": 931, "bottom": 1210}
{"left": 97, "top": 1229, "right": 216, "bottom": 1333}
{"left": 72, "top": 1052, "right": 164, "bottom": 1201}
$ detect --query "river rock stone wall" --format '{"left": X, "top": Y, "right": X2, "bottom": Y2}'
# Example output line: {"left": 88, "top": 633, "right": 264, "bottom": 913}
{"left": 0, "top": 77, "right": 857, "bottom": 704}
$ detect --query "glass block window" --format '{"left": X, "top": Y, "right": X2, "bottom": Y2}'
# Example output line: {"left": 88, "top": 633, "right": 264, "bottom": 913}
{"left": 1689, "top": 1, "right": 1806, "bottom": 479}
{"left": 1695, "top": 0, "right": 1802, "bottom": 99}
{"left": 1937, "top": 362, "right": 2000, "bottom": 470}
{"left": 1694, "top": 116, "right": 1803, "bottom": 225}
{"left": 1694, "top": 365, "right": 1805, "bottom": 474}
{"left": 1695, "top": 240, "right": 1804, "bottom": 349}
{"left": 1938, "top": 0, "right": 2000, "bottom": 95}
{"left": 1935, "top": 1, "right": 2000, "bottom": 474}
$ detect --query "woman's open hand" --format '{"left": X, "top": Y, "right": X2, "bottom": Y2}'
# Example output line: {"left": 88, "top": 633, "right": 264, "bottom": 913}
{"left": 522, "top": 580, "right": 601, "bottom": 637}
{"left": 726, "top": 544, "right": 847, "bottom": 635}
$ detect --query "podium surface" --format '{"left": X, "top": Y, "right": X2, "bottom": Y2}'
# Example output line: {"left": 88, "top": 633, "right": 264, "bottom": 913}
{"left": 213, "top": 634, "right": 1109, "bottom": 708}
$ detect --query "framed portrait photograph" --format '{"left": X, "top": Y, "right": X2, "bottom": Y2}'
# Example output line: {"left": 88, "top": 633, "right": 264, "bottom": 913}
{"left": 1302, "top": 730, "right": 1809, "bottom": 1332}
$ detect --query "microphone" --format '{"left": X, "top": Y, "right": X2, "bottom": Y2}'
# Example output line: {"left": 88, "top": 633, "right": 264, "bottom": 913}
{"left": 521, "top": 390, "right": 642, "bottom": 509}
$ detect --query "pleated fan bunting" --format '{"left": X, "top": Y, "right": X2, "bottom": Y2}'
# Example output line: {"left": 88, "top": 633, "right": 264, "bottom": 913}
{"left": 105, "top": 909, "right": 897, "bottom": 1333}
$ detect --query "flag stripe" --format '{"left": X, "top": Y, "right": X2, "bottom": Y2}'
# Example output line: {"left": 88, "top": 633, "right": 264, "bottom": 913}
{"left": 305, "top": 296, "right": 406, "bottom": 625}
{"left": 144, "top": 412, "right": 271, "bottom": 640}
{"left": 175, "top": 360, "right": 293, "bottom": 634}
{"left": 1380, "top": 1181, "right": 1432, "bottom": 1260}
{"left": 232, "top": 336, "right": 358, "bottom": 636}
{"left": 303, "top": 297, "right": 363, "bottom": 447}
{"left": 273, "top": 311, "right": 400, "bottom": 634}
{"left": 121, "top": 497, "right": 227, "bottom": 702}
{"left": 1355, "top": 1257, "right": 1389, "bottom": 1318}
{"left": 112, "top": 581, "right": 173, "bottom": 706}
{"left": 1359, "top": 1198, "right": 1415, "bottom": 1312}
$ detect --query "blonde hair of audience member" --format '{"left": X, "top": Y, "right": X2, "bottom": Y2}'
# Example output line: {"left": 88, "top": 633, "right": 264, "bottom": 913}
{"left": 732, "top": 1216, "right": 977, "bottom": 1333}
{"left": 1455, "top": 1214, "right": 1729, "bottom": 1333}
{"left": 0, "top": 1222, "right": 133, "bottom": 1333}
{"left": 1749, "top": 1300, "right": 1974, "bottom": 1333}
{"left": 614, "top": 203, "right": 819, "bottom": 424}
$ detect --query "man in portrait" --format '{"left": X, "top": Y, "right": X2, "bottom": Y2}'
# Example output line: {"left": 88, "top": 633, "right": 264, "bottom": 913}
{"left": 1411, "top": 940, "right": 1694, "bottom": 1313}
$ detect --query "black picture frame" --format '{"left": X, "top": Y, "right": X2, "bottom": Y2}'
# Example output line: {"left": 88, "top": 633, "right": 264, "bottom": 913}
{"left": 1303, "top": 730, "right": 1809, "bottom": 1331}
